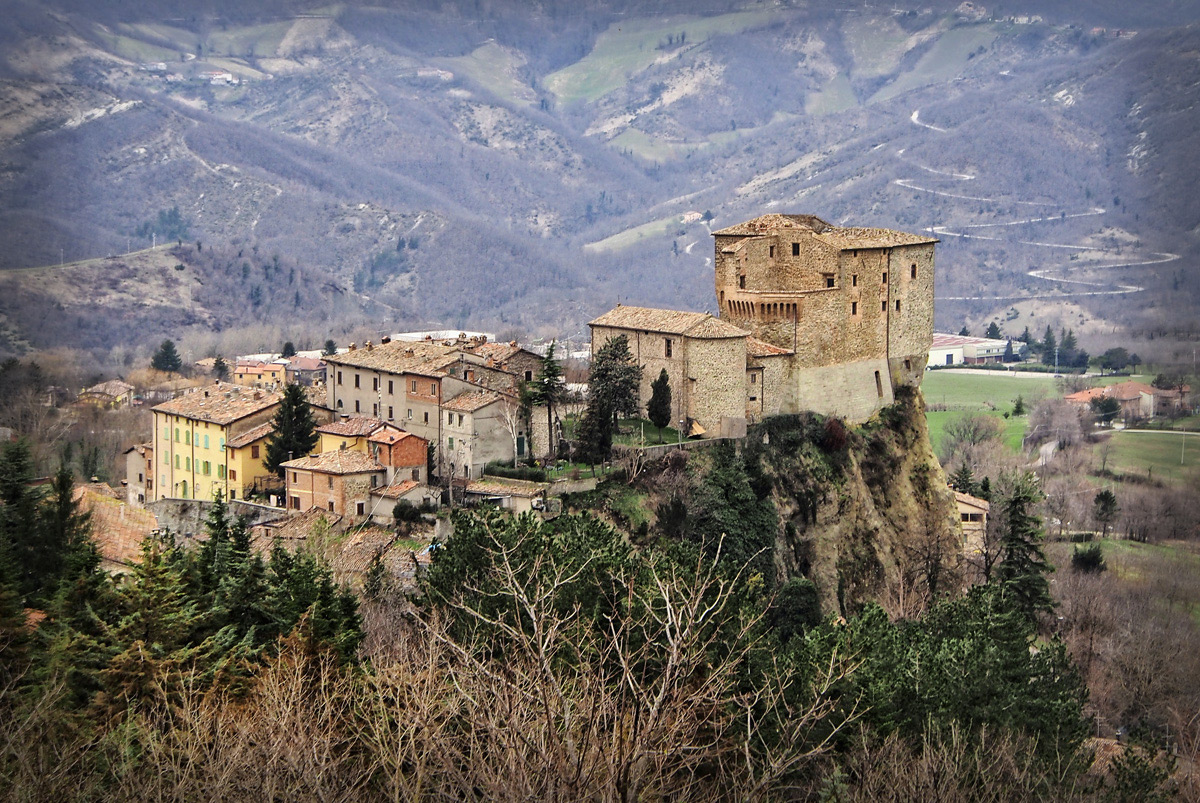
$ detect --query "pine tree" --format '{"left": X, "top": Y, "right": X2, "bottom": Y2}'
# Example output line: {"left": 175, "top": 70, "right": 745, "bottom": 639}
{"left": 959, "top": 325, "right": 970, "bottom": 336}
{"left": 1093, "top": 489, "right": 1119, "bottom": 538}
{"left": 1019, "top": 326, "right": 1032, "bottom": 343}
{"left": 589, "top": 335, "right": 641, "bottom": 424}
{"left": 648, "top": 369, "right": 672, "bottom": 442}
{"left": 323, "top": 339, "right": 337, "bottom": 356}
{"left": 213, "top": 355, "right": 229, "bottom": 380}
{"left": 1042, "top": 326, "right": 1056, "bottom": 359}
{"left": 0, "top": 439, "right": 46, "bottom": 604}
{"left": 281, "top": 341, "right": 296, "bottom": 359}
{"left": 996, "top": 473, "right": 1054, "bottom": 624}
{"left": 151, "top": 339, "right": 183, "bottom": 373}
{"left": 574, "top": 402, "right": 612, "bottom": 465}
{"left": 1003, "top": 339, "right": 1015, "bottom": 362}
{"left": 950, "top": 463, "right": 977, "bottom": 495}
{"left": 1012, "top": 395, "right": 1026, "bottom": 416}
{"left": 986, "top": 322, "right": 1002, "bottom": 339}
{"left": 265, "top": 383, "right": 319, "bottom": 479}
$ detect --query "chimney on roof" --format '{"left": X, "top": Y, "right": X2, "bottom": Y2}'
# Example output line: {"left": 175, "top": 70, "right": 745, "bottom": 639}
{"left": 479, "top": 335, "right": 487, "bottom": 344}
{"left": 509, "top": 340, "right": 517, "bottom": 347}
{"left": 366, "top": 340, "right": 374, "bottom": 351}
{"left": 349, "top": 342, "right": 357, "bottom": 351}
{"left": 404, "top": 348, "right": 414, "bottom": 357}
{"left": 381, "top": 335, "right": 391, "bottom": 344}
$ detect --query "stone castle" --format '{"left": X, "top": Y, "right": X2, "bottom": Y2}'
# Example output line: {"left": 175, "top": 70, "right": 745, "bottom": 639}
{"left": 589, "top": 213, "right": 937, "bottom": 434}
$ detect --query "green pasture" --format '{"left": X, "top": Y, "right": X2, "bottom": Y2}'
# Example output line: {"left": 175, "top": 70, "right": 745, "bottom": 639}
{"left": 584, "top": 215, "right": 690, "bottom": 253}
{"left": 841, "top": 15, "right": 922, "bottom": 79}
{"left": 870, "top": 22, "right": 999, "bottom": 104}
{"left": 1092, "top": 430, "right": 1200, "bottom": 487}
{"left": 610, "top": 129, "right": 699, "bottom": 162}
{"left": 545, "top": 9, "right": 776, "bottom": 103}
{"left": 926, "top": 409, "right": 1027, "bottom": 455}
{"left": 921, "top": 370, "right": 1057, "bottom": 411}
{"left": 100, "top": 31, "right": 180, "bottom": 63}
{"left": 805, "top": 74, "right": 857, "bottom": 116}
{"left": 445, "top": 42, "right": 536, "bottom": 106}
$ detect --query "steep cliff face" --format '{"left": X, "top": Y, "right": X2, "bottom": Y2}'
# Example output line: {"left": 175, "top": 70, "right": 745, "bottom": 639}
{"left": 746, "top": 386, "right": 960, "bottom": 616}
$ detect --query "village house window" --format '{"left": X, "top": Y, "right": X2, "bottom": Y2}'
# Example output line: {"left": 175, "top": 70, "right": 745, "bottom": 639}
{"left": 355, "top": 400, "right": 361, "bottom": 413}
{"left": 291, "top": 496, "right": 300, "bottom": 510}
{"left": 354, "top": 374, "right": 360, "bottom": 389}
{"left": 203, "top": 435, "right": 209, "bottom": 448}
{"left": 411, "top": 379, "right": 418, "bottom": 392}
{"left": 219, "top": 438, "right": 224, "bottom": 449}
{"left": 423, "top": 412, "right": 429, "bottom": 424}
{"left": 407, "top": 408, "right": 413, "bottom": 419}
{"left": 448, "top": 412, "right": 454, "bottom": 425}
{"left": 328, "top": 501, "right": 335, "bottom": 512}
{"left": 852, "top": 301, "right": 859, "bottom": 316}
{"left": 465, "top": 369, "right": 474, "bottom": 382}
{"left": 739, "top": 275, "right": 746, "bottom": 289}
{"left": 525, "top": 370, "right": 533, "bottom": 381}
{"left": 458, "top": 414, "right": 464, "bottom": 426}
{"left": 184, "top": 431, "right": 190, "bottom": 445}
{"left": 230, "top": 469, "right": 237, "bottom": 481}
{"left": 175, "top": 428, "right": 180, "bottom": 442}
{"left": 372, "top": 377, "right": 379, "bottom": 391}
{"left": 229, "top": 489, "right": 236, "bottom": 499}
{"left": 164, "top": 452, "right": 169, "bottom": 465}
{"left": 792, "top": 242, "right": 800, "bottom": 256}
{"left": 292, "top": 471, "right": 298, "bottom": 483}
{"left": 218, "top": 466, "right": 225, "bottom": 479}
{"left": 388, "top": 380, "right": 394, "bottom": 395}
{"left": 357, "top": 502, "right": 365, "bottom": 516}
{"left": 337, "top": 371, "right": 342, "bottom": 385}
{"left": 185, "top": 457, "right": 190, "bottom": 471}
{"left": 388, "top": 406, "right": 394, "bottom": 419}
{"left": 875, "top": 371, "right": 883, "bottom": 398}
{"left": 448, "top": 437, "right": 455, "bottom": 450}
{"left": 203, "top": 461, "right": 210, "bottom": 476}
{"left": 825, "top": 274, "right": 835, "bottom": 288}
{"left": 751, "top": 373, "right": 757, "bottom": 384}
{"left": 373, "top": 403, "right": 379, "bottom": 417}
{"left": 251, "top": 445, "right": 260, "bottom": 459}
{"left": 430, "top": 382, "right": 436, "bottom": 395}
{"left": 665, "top": 338, "right": 673, "bottom": 358}
{"left": 328, "top": 476, "right": 334, "bottom": 489}
{"left": 911, "top": 263, "right": 918, "bottom": 279}
{"left": 412, "top": 468, "right": 420, "bottom": 481}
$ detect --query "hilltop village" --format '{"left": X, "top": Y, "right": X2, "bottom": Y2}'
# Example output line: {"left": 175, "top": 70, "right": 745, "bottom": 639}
{"left": 119, "top": 214, "right": 967, "bottom": 550}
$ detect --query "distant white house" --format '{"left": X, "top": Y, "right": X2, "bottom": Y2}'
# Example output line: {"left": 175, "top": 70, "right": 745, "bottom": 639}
{"left": 929, "top": 333, "right": 1020, "bottom": 366}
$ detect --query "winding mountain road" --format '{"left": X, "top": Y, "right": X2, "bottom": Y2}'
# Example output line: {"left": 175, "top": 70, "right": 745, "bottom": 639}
{"left": 897, "top": 111, "right": 1179, "bottom": 302}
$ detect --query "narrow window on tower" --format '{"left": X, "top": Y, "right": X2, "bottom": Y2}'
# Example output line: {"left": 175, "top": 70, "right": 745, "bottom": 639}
{"left": 665, "top": 338, "right": 673, "bottom": 358}
{"left": 739, "top": 275, "right": 746, "bottom": 289}
{"left": 792, "top": 242, "right": 800, "bottom": 256}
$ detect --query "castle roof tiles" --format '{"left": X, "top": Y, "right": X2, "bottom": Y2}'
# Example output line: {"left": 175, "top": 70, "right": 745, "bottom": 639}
{"left": 713, "top": 213, "right": 936, "bottom": 249}
{"left": 590, "top": 305, "right": 748, "bottom": 339}
{"left": 280, "top": 450, "right": 381, "bottom": 475}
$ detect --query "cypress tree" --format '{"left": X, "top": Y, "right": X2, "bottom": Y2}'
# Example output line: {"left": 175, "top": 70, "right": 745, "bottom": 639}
{"left": 265, "top": 382, "right": 319, "bottom": 479}
{"left": 648, "top": 369, "right": 672, "bottom": 442}
{"left": 151, "top": 339, "right": 183, "bottom": 373}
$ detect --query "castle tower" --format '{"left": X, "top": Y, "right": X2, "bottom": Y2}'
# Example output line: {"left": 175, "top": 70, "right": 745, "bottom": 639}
{"left": 713, "top": 213, "right": 937, "bottom": 419}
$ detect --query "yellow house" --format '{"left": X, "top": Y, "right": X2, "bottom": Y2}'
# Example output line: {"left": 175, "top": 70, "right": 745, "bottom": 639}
{"left": 316, "top": 416, "right": 387, "bottom": 454}
{"left": 224, "top": 421, "right": 276, "bottom": 500}
{"left": 151, "top": 383, "right": 282, "bottom": 502}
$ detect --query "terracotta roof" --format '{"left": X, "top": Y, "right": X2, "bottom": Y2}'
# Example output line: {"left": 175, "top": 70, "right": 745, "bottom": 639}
{"left": 287, "top": 356, "right": 325, "bottom": 371}
{"left": 746, "top": 336, "right": 793, "bottom": 357}
{"left": 954, "top": 491, "right": 991, "bottom": 512}
{"left": 152, "top": 383, "right": 281, "bottom": 425}
{"left": 464, "top": 341, "right": 524, "bottom": 364}
{"left": 1064, "top": 387, "right": 1107, "bottom": 403}
{"left": 443, "top": 390, "right": 504, "bottom": 413}
{"left": 73, "top": 484, "right": 157, "bottom": 568}
{"left": 318, "top": 417, "right": 386, "bottom": 437}
{"left": 227, "top": 421, "right": 274, "bottom": 449}
{"left": 252, "top": 509, "right": 341, "bottom": 548}
{"left": 371, "top": 479, "right": 422, "bottom": 499}
{"left": 465, "top": 477, "right": 549, "bottom": 498}
{"left": 590, "top": 305, "right": 748, "bottom": 339}
{"left": 367, "top": 428, "right": 422, "bottom": 446}
{"left": 323, "top": 339, "right": 465, "bottom": 375}
{"left": 1105, "top": 381, "right": 1157, "bottom": 401}
{"left": 281, "top": 450, "right": 381, "bottom": 475}
{"left": 86, "top": 380, "right": 134, "bottom": 397}
{"left": 713, "top": 213, "right": 936, "bottom": 248}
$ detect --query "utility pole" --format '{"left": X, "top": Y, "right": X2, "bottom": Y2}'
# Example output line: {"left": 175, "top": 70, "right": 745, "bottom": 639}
{"left": 1054, "top": 346, "right": 1059, "bottom": 376}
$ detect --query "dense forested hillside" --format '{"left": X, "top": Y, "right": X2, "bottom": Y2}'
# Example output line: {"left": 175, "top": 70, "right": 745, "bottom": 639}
{"left": 0, "top": 0, "right": 1197, "bottom": 362}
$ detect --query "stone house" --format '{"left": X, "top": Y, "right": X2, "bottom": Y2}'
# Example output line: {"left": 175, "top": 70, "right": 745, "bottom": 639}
{"left": 122, "top": 442, "right": 153, "bottom": 505}
{"left": 323, "top": 338, "right": 537, "bottom": 477}
{"left": 463, "top": 477, "right": 550, "bottom": 513}
{"left": 285, "top": 356, "right": 326, "bottom": 387}
{"left": 955, "top": 491, "right": 990, "bottom": 554}
{"left": 589, "top": 306, "right": 751, "bottom": 437}
{"left": 151, "top": 383, "right": 283, "bottom": 502}
{"left": 281, "top": 450, "right": 385, "bottom": 519}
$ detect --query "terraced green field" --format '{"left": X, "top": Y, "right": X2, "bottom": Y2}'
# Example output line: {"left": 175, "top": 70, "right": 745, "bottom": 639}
{"left": 1092, "top": 430, "right": 1200, "bottom": 487}
{"left": 870, "top": 22, "right": 999, "bottom": 104}
{"left": 545, "top": 9, "right": 776, "bottom": 103}
{"left": 445, "top": 43, "right": 537, "bottom": 107}
{"left": 584, "top": 214, "right": 691, "bottom": 253}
